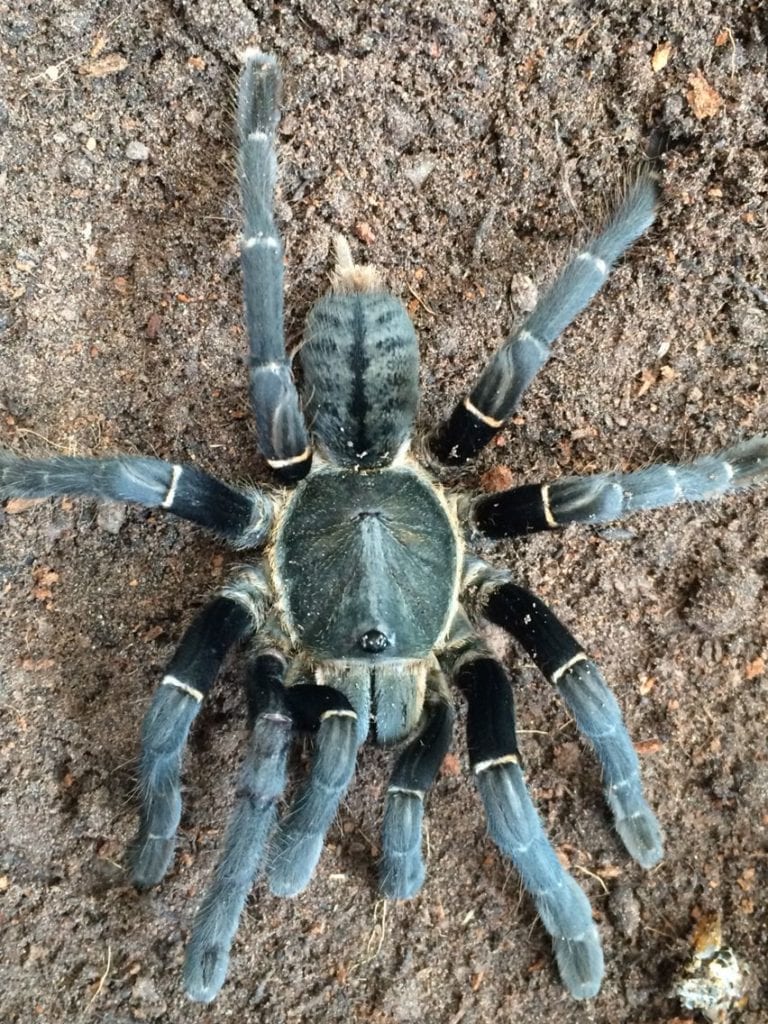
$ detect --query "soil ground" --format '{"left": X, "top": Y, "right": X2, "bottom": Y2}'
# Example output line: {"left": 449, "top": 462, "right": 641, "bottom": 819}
{"left": 1, "top": 3, "right": 766, "bottom": 1023}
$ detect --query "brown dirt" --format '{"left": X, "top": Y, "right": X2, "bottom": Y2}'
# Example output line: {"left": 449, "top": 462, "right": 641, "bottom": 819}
{"left": 1, "top": 3, "right": 766, "bottom": 1023}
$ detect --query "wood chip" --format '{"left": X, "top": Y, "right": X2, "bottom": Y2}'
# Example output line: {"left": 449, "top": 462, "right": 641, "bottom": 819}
{"left": 637, "top": 367, "right": 657, "bottom": 397}
{"left": 687, "top": 70, "right": 723, "bottom": 119}
{"left": 5, "top": 497, "right": 45, "bottom": 514}
{"left": 651, "top": 42, "right": 672, "bottom": 72}
{"left": 79, "top": 54, "right": 129, "bottom": 78}
{"left": 638, "top": 674, "right": 657, "bottom": 695}
{"left": 20, "top": 658, "right": 56, "bottom": 671}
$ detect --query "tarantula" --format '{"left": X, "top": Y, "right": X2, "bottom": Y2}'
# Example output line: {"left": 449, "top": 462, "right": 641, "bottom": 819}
{"left": 2, "top": 51, "right": 766, "bottom": 1004}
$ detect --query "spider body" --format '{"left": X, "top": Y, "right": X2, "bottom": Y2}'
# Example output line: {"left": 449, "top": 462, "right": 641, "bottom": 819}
{"left": 2, "top": 51, "right": 766, "bottom": 1006}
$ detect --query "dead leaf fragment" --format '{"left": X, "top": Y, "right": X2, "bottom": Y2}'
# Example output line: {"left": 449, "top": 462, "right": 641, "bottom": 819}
{"left": 479, "top": 465, "right": 514, "bottom": 492}
{"left": 745, "top": 656, "right": 764, "bottom": 679}
{"left": 79, "top": 54, "right": 128, "bottom": 78}
{"left": 32, "top": 567, "right": 59, "bottom": 602}
{"left": 634, "top": 738, "right": 663, "bottom": 755}
{"left": 687, "top": 70, "right": 723, "bottom": 119}
{"left": 354, "top": 221, "right": 376, "bottom": 245}
{"left": 651, "top": 42, "right": 672, "bottom": 72}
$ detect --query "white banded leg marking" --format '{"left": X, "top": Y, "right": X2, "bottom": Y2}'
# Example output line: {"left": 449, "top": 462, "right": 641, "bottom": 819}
{"left": 473, "top": 752, "right": 519, "bottom": 774}
{"left": 244, "top": 235, "right": 280, "bottom": 250}
{"left": 463, "top": 396, "right": 504, "bottom": 429}
{"left": 320, "top": 708, "right": 358, "bottom": 722}
{"left": 664, "top": 465, "right": 684, "bottom": 500}
{"left": 387, "top": 786, "right": 425, "bottom": 800}
{"left": 551, "top": 652, "right": 588, "bottom": 684}
{"left": 518, "top": 328, "right": 547, "bottom": 354}
{"left": 161, "top": 674, "right": 204, "bottom": 703}
{"left": 220, "top": 574, "right": 270, "bottom": 624}
{"left": 540, "top": 483, "right": 557, "bottom": 528}
{"left": 161, "top": 464, "right": 182, "bottom": 508}
{"left": 576, "top": 250, "right": 608, "bottom": 276}
{"left": 266, "top": 446, "right": 312, "bottom": 470}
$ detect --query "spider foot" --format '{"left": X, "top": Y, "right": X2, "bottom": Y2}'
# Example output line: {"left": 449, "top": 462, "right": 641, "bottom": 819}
{"left": 130, "top": 833, "right": 176, "bottom": 889}
{"left": 268, "top": 833, "right": 325, "bottom": 897}
{"left": 553, "top": 931, "right": 605, "bottom": 1000}
{"left": 379, "top": 790, "right": 426, "bottom": 899}
{"left": 183, "top": 935, "right": 231, "bottom": 1004}
{"left": 614, "top": 800, "right": 664, "bottom": 869}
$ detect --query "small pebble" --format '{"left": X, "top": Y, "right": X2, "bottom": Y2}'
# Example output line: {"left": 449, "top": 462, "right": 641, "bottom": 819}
{"left": 608, "top": 884, "right": 641, "bottom": 939}
{"left": 126, "top": 140, "right": 150, "bottom": 162}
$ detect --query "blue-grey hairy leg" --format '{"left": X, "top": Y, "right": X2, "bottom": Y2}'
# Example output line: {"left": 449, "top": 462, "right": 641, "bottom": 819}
{"left": 454, "top": 653, "right": 603, "bottom": 999}
{"left": 557, "top": 659, "right": 662, "bottom": 866}
{"left": 478, "top": 578, "right": 662, "bottom": 868}
{"left": 431, "top": 173, "right": 657, "bottom": 464}
{"left": 478, "top": 758, "right": 604, "bottom": 998}
{"left": 238, "top": 51, "right": 310, "bottom": 481}
{"left": 267, "top": 686, "right": 359, "bottom": 896}
{"left": 131, "top": 573, "right": 269, "bottom": 889}
{"left": 379, "top": 697, "right": 454, "bottom": 899}
{"left": 183, "top": 654, "right": 292, "bottom": 1004}
{"left": 0, "top": 451, "right": 271, "bottom": 547}
{"left": 473, "top": 436, "right": 768, "bottom": 537}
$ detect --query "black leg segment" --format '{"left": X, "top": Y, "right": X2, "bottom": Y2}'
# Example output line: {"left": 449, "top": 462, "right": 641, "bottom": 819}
{"left": 379, "top": 698, "right": 454, "bottom": 899}
{"left": 238, "top": 51, "right": 311, "bottom": 483}
{"left": 430, "top": 173, "right": 657, "bottom": 464}
{"left": 472, "top": 436, "right": 768, "bottom": 537}
{"left": 0, "top": 452, "right": 271, "bottom": 548}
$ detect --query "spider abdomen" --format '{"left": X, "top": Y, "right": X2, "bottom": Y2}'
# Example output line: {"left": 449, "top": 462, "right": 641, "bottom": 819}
{"left": 273, "top": 466, "right": 460, "bottom": 660}
{"left": 301, "top": 290, "right": 419, "bottom": 468}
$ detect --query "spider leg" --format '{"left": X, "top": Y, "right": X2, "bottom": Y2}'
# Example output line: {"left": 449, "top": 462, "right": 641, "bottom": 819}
{"left": 430, "top": 173, "right": 657, "bottom": 465}
{"left": 379, "top": 693, "right": 454, "bottom": 899}
{"left": 267, "top": 683, "right": 359, "bottom": 896}
{"left": 473, "top": 571, "right": 663, "bottom": 868}
{"left": 449, "top": 644, "right": 604, "bottom": 999}
{"left": 470, "top": 436, "right": 768, "bottom": 537}
{"left": 238, "top": 51, "right": 312, "bottom": 483}
{"left": 131, "top": 571, "right": 269, "bottom": 888}
{"left": 183, "top": 652, "right": 293, "bottom": 1004}
{"left": 0, "top": 452, "right": 271, "bottom": 548}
